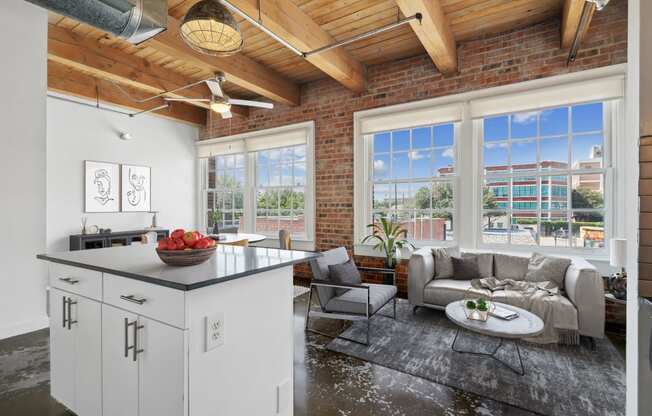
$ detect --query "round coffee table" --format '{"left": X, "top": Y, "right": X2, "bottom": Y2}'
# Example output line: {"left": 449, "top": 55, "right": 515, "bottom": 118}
{"left": 445, "top": 300, "right": 544, "bottom": 376}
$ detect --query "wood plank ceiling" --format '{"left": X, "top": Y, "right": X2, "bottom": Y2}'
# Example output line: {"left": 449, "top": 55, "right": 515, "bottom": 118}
{"left": 46, "top": 0, "right": 588, "bottom": 125}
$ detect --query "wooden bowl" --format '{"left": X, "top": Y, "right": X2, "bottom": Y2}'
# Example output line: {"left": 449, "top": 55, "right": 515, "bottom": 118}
{"left": 156, "top": 247, "right": 216, "bottom": 267}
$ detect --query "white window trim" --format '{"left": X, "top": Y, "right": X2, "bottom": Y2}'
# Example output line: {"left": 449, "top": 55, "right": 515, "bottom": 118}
{"left": 354, "top": 64, "right": 627, "bottom": 260}
{"left": 476, "top": 102, "right": 616, "bottom": 258}
{"left": 197, "top": 121, "right": 316, "bottom": 251}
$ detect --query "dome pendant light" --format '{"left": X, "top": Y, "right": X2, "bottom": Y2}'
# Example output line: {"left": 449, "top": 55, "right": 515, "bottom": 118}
{"left": 180, "top": 0, "right": 244, "bottom": 56}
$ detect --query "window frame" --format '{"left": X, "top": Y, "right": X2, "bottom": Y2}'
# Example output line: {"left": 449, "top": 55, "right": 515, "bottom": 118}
{"left": 353, "top": 64, "right": 626, "bottom": 260}
{"left": 367, "top": 123, "right": 460, "bottom": 246}
{"left": 477, "top": 102, "right": 614, "bottom": 256}
{"left": 198, "top": 121, "right": 316, "bottom": 250}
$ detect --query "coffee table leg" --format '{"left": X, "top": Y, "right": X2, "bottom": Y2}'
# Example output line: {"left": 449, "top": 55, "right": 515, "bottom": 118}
{"left": 450, "top": 329, "right": 525, "bottom": 376}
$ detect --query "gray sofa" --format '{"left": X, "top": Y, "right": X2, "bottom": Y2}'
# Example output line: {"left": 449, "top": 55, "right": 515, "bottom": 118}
{"left": 407, "top": 247, "right": 605, "bottom": 340}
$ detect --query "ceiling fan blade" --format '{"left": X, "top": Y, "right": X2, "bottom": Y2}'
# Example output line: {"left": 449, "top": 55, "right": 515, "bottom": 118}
{"left": 164, "top": 98, "right": 210, "bottom": 102}
{"left": 228, "top": 98, "right": 274, "bottom": 109}
{"left": 206, "top": 80, "right": 224, "bottom": 98}
{"left": 220, "top": 111, "right": 233, "bottom": 119}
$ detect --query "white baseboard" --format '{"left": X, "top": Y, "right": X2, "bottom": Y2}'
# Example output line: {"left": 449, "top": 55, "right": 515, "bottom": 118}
{"left": 0, "top": 316, "right": 49, "bottom": 341}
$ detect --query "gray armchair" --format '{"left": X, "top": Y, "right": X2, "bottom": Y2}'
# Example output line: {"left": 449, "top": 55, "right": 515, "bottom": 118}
{"left": 306, "top": 247, "right": 398, "bottom": 345}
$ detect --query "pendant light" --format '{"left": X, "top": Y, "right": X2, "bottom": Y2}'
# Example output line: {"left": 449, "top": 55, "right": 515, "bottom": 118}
{"left": 180, "top": 0, "right": 244, "bottom": 56}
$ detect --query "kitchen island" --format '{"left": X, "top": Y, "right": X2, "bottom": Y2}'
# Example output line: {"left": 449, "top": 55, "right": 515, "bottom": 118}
{"left": 37, "top": 244, "right": 319, "bottom": 416}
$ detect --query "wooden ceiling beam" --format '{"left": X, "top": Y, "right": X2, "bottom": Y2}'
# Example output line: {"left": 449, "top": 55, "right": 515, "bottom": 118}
{"left": 48, "top": 62, "right": 206, "bottom": 126}
{"left": 48, "top": 24, "right": 249, "bottom": 118}
{"left": 561, "top": 0, "right": 595, "bottom": 49}
{"left": 224, "top": 0, "right": 367, "bottom": 93}
{"left": 395, "top": 0, "right": 457, "bottom": 75}
{"left": 144, "top": 14, "right": 301, "bottom": 106}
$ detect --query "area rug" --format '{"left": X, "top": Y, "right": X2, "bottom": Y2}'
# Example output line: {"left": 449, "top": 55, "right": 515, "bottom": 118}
{"left": 326, "top": 300, "right": 625, "bottom": 416}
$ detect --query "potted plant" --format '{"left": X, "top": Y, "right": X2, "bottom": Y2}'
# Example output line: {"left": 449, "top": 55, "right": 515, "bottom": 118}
{"left": 464, "top": 297, "right": 492, "bottom": 321}
{"left": 210, "top": 209, "right": 222, "bottom": 234}
{"left": 361, "top": 217, "right": 414, "bottom": 270}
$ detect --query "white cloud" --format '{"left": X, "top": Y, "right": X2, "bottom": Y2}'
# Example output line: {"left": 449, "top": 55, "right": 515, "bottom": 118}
{"left": 409, "top": 151, "right": 426, "bottom": 160}
{"left": 485, "top": 142, "right": 509, "bottom": 149}
{"left": 442, "top": 148, "right": 455, "bottom": 159}
{"left": 512, "top": 111, "right": 537, "bottom": 124}
{"left": 373, "top": 159, "right": 387, "bottom": 172}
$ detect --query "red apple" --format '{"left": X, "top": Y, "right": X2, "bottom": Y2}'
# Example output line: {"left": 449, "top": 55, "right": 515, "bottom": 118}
{"left": 194, "top": 238, "right": 211, "bottom": 249}
{"left": 171, "top": 229, "right": 185, "bottom": 240}
{"left": 183, "top": 232, "right": 199, "bottom": 248}
{"left": 157, "top": 239, "right": 169, "bottom": 250}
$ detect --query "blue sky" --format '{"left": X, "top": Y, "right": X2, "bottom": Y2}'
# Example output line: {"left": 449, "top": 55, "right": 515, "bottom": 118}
{"left": 483, "top": 103, "right": 603, "bottom": 169}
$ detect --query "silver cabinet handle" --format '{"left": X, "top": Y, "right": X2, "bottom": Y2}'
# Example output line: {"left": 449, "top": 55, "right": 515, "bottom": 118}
{"left": 120, "top": 295, "right": 147, "bottom": 305}
{"left": 59, "top": 277, "right": 80, "bottom": 285}
{"left": 62, "top": 296, "right": 67, "bottom": 328}
{"left": 124, "top": 318, "right": 135, "bottom": 358}
{"left": 133, "top": 321, "right": 144, "bottom": 362}
{"left": 67, "top": 299, "right": 77, "bottom": 330}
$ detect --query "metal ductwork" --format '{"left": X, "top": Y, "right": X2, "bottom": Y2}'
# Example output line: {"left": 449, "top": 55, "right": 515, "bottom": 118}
{"left": 26, "top": 0, "right": 167, "bottom": 44}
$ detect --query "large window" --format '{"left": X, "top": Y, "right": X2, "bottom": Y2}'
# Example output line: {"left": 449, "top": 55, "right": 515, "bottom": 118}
{"left": 481, "top": 103, "right": 608, "bottom": 249}
{"left": 199, "top": 122, "right": 315, "bottom": 246}
{"left": 255, "top": 145, "right": 307, "bottom": 238}
{"left": 371, "top": 123, "right": 456, "bottom": 242}
{"left": 206, "top": 153, "right": 245, "bottom": 231}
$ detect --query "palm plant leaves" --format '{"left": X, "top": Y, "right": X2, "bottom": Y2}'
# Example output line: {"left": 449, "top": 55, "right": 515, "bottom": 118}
{"left": 361, "top": 217, "right": 415, "bottom": 261}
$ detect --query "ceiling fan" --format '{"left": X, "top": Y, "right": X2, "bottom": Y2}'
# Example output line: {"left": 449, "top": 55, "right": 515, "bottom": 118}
{"left": 164, "top": 72, "right": 274, "bottom": 119}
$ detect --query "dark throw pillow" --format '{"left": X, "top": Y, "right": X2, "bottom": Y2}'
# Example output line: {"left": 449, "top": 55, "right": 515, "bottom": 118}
{"left": 451, "top": 256, "right": 480, "bottom": 280}
{"left": 328, "top": 259, "right": 362, "bottom": 295}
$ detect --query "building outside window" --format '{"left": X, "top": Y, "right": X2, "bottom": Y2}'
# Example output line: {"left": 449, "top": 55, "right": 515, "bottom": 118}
{"left": 371, "top": 123, "right": 456, "bottom": 242}
{"left": 481, "top": 102, "right": 608, "bottom": 249}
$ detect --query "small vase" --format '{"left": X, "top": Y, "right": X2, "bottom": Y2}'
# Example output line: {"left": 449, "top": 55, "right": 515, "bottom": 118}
{"left": 212, "top": 224, "right": 220, "bottom": 234}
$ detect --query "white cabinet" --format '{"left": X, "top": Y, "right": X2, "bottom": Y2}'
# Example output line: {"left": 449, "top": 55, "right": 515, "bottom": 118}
{"left": 102, "top": 304, "right": 185, "bottom": 416}
{"left": 49, "top": 288, "right": 102, "bottom": 416}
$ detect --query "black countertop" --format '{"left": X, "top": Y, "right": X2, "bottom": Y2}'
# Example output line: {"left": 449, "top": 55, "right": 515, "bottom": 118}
{"left": 37, "top": 244, "right": 320, "bottom": 291}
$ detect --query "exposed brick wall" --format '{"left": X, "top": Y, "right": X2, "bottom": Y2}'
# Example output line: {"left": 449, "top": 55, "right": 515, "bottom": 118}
{"left": 202, "top": 0, "right": 627, "bottom": 295}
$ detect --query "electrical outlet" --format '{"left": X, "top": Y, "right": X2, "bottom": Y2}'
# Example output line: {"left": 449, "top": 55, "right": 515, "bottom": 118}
{"left": 205, "top": 312, "right": 225, "bottom": 352}
{"left": 276, "top": 379, "right": 291, "bottom": 414}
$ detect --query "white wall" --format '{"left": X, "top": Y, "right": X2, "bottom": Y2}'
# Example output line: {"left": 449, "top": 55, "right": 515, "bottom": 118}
{"left": 0, "top": 0, "right": 48, "bottom": 340}
{"left": 47, "top": 96, "right": 199, "bottom": 253}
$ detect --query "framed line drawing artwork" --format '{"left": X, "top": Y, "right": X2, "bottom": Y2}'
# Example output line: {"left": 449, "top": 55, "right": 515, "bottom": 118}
{"left": 84, "top": 161, "right": 120, "bottom": 213}
{"left": 121, "top": 164, "right": 151, "bottom": 212}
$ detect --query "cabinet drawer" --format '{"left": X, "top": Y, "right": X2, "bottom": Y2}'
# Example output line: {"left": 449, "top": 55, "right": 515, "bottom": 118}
{"left": 103, "top": 274, "right": 186, "bottom": 328}
{"left": 50, "top": 263, "right": 102, "bottom": 301}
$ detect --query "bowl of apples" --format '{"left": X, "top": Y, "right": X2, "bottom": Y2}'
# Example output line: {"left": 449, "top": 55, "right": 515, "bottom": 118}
{"left": 156, "top": 229, "right": 217, "bottom": 266}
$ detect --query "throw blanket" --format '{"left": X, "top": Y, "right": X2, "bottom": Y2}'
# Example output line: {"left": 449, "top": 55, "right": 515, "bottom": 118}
{"left": 471, "top": 278, "right": 578, "bottom": 344}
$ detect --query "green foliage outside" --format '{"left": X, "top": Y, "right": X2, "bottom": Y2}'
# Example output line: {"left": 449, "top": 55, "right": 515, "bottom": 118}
{"left": 257, "top": 189, "right": 305, "bottom": 211}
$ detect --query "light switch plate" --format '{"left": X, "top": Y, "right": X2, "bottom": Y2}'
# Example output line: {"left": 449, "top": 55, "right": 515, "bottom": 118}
{"left": 205, "top": 312, "right": 225, "bottom": 352}
{"left": 276, "top": 378, "right": 291, "bottom": 414}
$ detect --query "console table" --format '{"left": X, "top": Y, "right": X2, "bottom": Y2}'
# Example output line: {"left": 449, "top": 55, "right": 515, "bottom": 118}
{"left": 70, "top": 229, "right": 169, "bottom": 251}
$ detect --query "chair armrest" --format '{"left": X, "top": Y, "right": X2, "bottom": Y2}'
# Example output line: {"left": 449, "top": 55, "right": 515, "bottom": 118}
{"left": 310, "top": 281, "right": 370, "bottom": 291}
{"left": 357, "top": 266, "right": 396, "bottom": 285}
{"left": 564, "top": 257, "right": 605, "bottom": 338}
{"left": 408, "top": 247, "right": 435, "bottom": 306}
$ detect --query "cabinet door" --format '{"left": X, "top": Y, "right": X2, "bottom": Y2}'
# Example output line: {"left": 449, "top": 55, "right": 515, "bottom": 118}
{"left": 49, "top": 289, "right": 76, "bottom": 411}
{"left": 139, "top": 316, "right": 186, "bottom": 416}
{"left": 74, "top": 296, "right": 102, "bottom": 416}
{"left": 102, "top": 304, "right": 139, "bottom": 416}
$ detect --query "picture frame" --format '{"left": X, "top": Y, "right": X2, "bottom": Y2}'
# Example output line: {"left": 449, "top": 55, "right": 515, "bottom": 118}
{"left": 84, "top": 161, "right": 120, "bottom": 213}
{"left": 121, "top": 164, "right": 151, "bottom": 212}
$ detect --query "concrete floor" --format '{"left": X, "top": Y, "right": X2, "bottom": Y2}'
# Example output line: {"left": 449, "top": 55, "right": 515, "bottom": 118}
{"left": 0, "top": 292, "right": 623, "bottom": 416}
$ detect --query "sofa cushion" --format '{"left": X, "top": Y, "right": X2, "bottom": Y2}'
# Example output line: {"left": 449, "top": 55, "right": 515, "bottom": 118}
{"left": 451, "top": 256, "right": 479, "bottom": 280}
{"left": 325, "top": 283, "right": 397, "bottom": 315}
{"left": 328, "top": 259, "right": 362, "bottom": 295}
{"left": 525, "top": 253, "right": 571, "bottom": 288}
{"left": 461, "top": 252, "right": 494, "bottom": 278}
{"left": 493, "top": 253, "right": 529, "bottom": 280}
{"left": 432, "top": 248, "right": 454, "bottom": 279}
{"left": 423, "top": 279, "right": 491, "bottom": 306}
